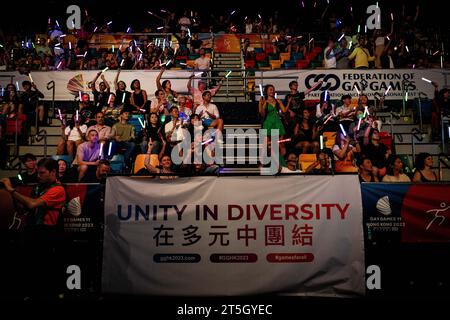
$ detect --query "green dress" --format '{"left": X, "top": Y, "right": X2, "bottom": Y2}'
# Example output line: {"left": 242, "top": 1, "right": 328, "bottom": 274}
{"left": 262, "top": 102, "right": 286, "bottom": 136}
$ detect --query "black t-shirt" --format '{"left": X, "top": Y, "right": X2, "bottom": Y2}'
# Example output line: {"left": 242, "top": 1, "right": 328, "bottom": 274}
{"left": 20, "top": 90, "right": 44, "bottom": 113}
{"left": 93, "top": 89, "right": 110, "bottom": 108}
{"left": 284, "top": 92, "right": 306, "bottom": 115}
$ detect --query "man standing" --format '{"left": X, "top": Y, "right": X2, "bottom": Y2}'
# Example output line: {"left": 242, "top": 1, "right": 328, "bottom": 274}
{"left": 1, "top": 158, "right": 66, "bottom": 296}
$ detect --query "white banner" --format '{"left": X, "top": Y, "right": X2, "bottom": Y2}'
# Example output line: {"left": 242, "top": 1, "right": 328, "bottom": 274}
{"left": 256, "top": 69, "right": 448, "bottom": 100}
{"left": 0, "top": 70, "right": 193, "bottom": 101}
{"left": 102, "top": 175, "right": 365, "bottom": 297}
{"left": 1, "top": 68, "right": 447, "bottom": 101}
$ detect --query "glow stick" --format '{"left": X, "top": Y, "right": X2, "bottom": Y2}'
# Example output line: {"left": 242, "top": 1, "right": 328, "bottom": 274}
{"left": 28, "top": 73, "right": 33, "bottom": 83}
{"left": 84, "top": 51, "right": 87, "bottom": 57}
{"left": 179, "top": 62, "right": 187, "bottom": 66}
{"left": 202, "top": 138, "right": 214, "bottom": 145}
{"left": 357, "top": 25, "right": 360, "bottom": 33}
{"left": 126, "top": 27, "right": 131, "bottom": 33}
{"left": 258, "top": 14, "right": 262, "bottom": 19}
{"left": 55, "top": 43, "right": 60, "bottom": 47}
{"left": 225, "top": 71, "right": 232, "bottom": 78}
{"left": 48, "top": 17, "right": 51, "bottom": 24}
{"left": 354, "top": 85, "right": 360, "bottom": 95}
{"left": 1, "top": 87, "right": 4, "bottom": 96}
{"left": 302, "top": 1, "right": 305, "bottom": 8}
{"left": 18, "top": 174, "right": 23, "bottom": 182}
{"left": 413, "top": 64, "right": 416, "bottom": 69}
{"left": 386, "top": 36, "right": 390, "bottom": 41}
{"left": 107, "top": 94, "right": 113, "bottom": 104}
{"left": 421, "top": 77, "right": 432, "bottom": 84}
{"left": 364, "top": 106, "right": 370, "bottom": 117}
{"left": 349, "top": 41, "right": 353, "bottom": 49}
{"left": 69, "top": 41, "right": 72, "bottom": 49}
{"left": 120, "top": 60, "right": 125, "bottom": 67}
{"left": 187, "top": 28, "right": 191, "bottom": 37}
{"left": 364, "top": 25, "right": 367, "bottom": 33}
{"left": 102, "top": 67, "right": 109, "bottom": 73}
{"left": 16, "top": 81, "right": 19, "bottom": 91}
{"left": 76, "top": 110, "right": 79, "bottom": 122}
{"left": 384, "top": 85, "right": 391, "bottom": 95}
{"left": 138, "top": 117, "right": 145, "bottom": 128}
{"left": 277, "top": 138, "right": 291, "bottom": 143}
{"left": 275, "top": 93, "right": 278, "bottom": 99}
{"left": 323, "top": 113, "right": 334, "bottom": 125}
{"left": 107, "top": 21, "right": 112, "bottom": 25}
{"left": 108, "top": 142, "right": 112, "bottom": 156}
{"left": 72, "top": 21, "right": 75, "bottom": 28}
{"left": 112, "top": 45, "right": 114, "bottom": 53}
{"left": 324, "top": 90, "right": 329, "bottom": 101}
{"left": 160, "top": 115, "right": 166, "bottom": 123}
{"left": 231, "top": 10, "right": 236, "bottom": 15}
{"left": 309, "top": 37, "right": 314, "bottom": 43}
{"left": 405, "top": 91, "right": 408, "bottom": 102}
{"left": 338, "top": 33, "right": 345, "bottom": 42}
{"left": 259, "top": 84, "right": 264, "bottom": 96}
{"left": 79, "top": 91, "right": 82, "bottom": 100}
{"left": 320, "top": 135, "right": 324, "bottom": 150}
{"left": 139, "top": 108, "right": 146, "bottom": 113}
{"left": 60, "top": 34, "right": 66, "bottom": 38}
{"left": 194, "top": 72, "right": 203, "bottom": 77}
{"left": 134, "top": 40, "right": 137, "bottom": 47}
{"left": 157, "top": 26, "right": 164, "bottom": 30}
{"left": 99, "top": 142, "right": 104, "bottom": 158}
{"left": 433, "top": 50, "right": 439, "bottom": 56}
{"left": 339, "top": 123, "right": 347, "bottom": 137}
{"left": 357, "top": 117, "right": 362, "bottom": 131}
{"left": 390, "top": 13, "right": 394, "bottom": 21}
{"left": 57, "top": 61, "right": 62, "bottom": 69}
{"left": 122, "top": 92, "right": 126, "bottom": 103}
{"left": 56, "top": 20, "right": 60, "bottom": 27}
{"left": 57, "top": 108, "right": 63, "bottom": 120}
{"left": 406, "top": 46, "right": 409, "bottom": 53}
{"left": 94, "top": 26, "right": 98, "bottom": 32}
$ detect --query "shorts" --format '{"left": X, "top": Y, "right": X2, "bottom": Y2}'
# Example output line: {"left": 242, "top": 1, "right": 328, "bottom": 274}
{"left": 203, "top": 118, "right": 213, "bottom": 127}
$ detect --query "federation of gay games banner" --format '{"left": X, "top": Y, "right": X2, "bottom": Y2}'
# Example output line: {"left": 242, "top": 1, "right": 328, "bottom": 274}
{"left": 255, "top": 69, "right": 447, "bottom": 100}
{"left": 361, "top": 183, "right": 450, "bottom": 243}
{"left": 102, "top": 176, "right": 365, "bottom": 297}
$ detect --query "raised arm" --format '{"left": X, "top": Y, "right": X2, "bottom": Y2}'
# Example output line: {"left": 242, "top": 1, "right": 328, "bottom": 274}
{"left": 101, "top": 74, "right": 110, "bottom": 90}
{"left": 91, "top": 71, "right": 102, "bottom": 92}
{"left": 156, "top": 67, "right": 165, "bottom": 91}
{"left": 114, "top": 68, "right": 121, "bottom": 91}
{"left": 304, "top": 80, "right": 323, "bottom": 96}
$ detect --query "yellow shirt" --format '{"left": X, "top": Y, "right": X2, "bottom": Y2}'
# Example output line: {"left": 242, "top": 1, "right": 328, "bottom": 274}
{"left": 348, "top": 47, "right": 375, "bottom": 68}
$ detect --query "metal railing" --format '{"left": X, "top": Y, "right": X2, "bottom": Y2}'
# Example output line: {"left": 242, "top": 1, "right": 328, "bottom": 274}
{"left": 411, "top": 128, "right": 424, "bottom": 167}
{"left": 34, "top": 128, "right": 48, "bottom": 157}
{"left": 46, "top": 80, "right": 55, "bottom": 125}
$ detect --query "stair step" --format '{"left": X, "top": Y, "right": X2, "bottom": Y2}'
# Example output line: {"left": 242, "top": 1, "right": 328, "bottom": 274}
{"left": 38, "top": 126, "right": 62, "bottom": 135}
{"left": 395, "top": 143, "right": 441, "bottom": 155}
{"left": 213, "top": 97, "right": 247, "bottom": 103}
{"left": 8, "top": 145, "right": 58, "bottom": 157}
{"left": 30, "top": 135, "right": 61, "bottom": 146}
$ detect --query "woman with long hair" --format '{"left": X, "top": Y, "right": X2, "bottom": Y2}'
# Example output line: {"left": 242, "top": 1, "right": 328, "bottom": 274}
{"left": 413, "top": 152, "right": 438, "bottom": 182}
{"left": 382, "top": 155, "right": 411, "bottom": 182}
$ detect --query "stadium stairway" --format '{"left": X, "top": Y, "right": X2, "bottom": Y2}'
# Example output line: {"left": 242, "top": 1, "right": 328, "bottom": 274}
{"left": 212, "top": 53, "right": 247, "bottom": 103}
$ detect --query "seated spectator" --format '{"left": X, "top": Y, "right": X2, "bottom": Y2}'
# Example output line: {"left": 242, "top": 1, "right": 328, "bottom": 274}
{"left": 129, "top": 79, "right": 148, "bottom": 113}
{"left": 87, "top": 112, "right": 112, "bottom": 144}
{"left": 335, "top": 94, "right": 356, "bottom": 131}
{"left": 165, "top": 106, "right": 185, "bottom": 143}
{"left": 413, "top": 152, "right": 438, "bottom": 182}
{"left": 362, "top": 128, "right": 390, "bottom": 178}
{"left": 18, "top": 153, "right": 38, "bottom": 183}
{"left": 156, "top": 68, "right": 178, "bottom": 106}
{"left": 73, "top": 129, "right": 101, "bottom": 181}
{"left": 332, "top": 132, "right": 359, "bottom": 173}
{"left": 194, "top": 49, "right": 211, "bottom": 72}
{"left": 195, "top": 91, "right": 224, "bottom": 131}
{"left": 81, "top": 159, "right": 110, "bottom": 183}
{"left": 57, "top": 159, "right": 74, "bottom": 183}
{"left": 358, "top": 158, "right": 379, "bottom": 183}
{"left": 1, "top": 84, "right": 20, "bottom": 117}
{"left": 177, "top": 95, "right": 192, "bottom": 119}
{"left": 280, "top": 153, "right": 302, "bottom": 173}
{"left": 102, "top": 93, "right": 121, "bottom": 126}
{"left": 293, "top": 109, "right": 319, "bottom": 154}
{"left": 56, "top": 119, "right": 87, "bottom": 160}
{"left": 110, "top": 110, "right": 136, "bottom": 166}
{"left": 150, "top": 89, "right": 170, "bottom": 115}
{"left": 305, "top": 151, "right": 332, "bottom": 174}
{"left": 144, "top": 154, "right": 177, "bottom": 180}
{"left": 113, "top": 68, "right": 131, "bottom": 108}
{"left": 382, "top": 155, "right": 411, "bottom": 182}
{"left": 141, "top": 112, "right": 163, "bottom": 154}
